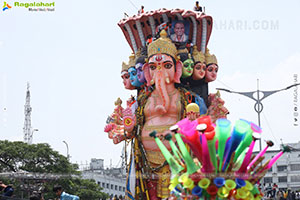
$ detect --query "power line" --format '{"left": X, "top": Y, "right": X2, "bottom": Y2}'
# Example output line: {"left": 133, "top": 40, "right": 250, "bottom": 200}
{"left": 262, "top": 111, "right": 279, "bottom": 145}
{"left": 126, "top": 0, "right": 139, "bottom": 10}
{"left": 216, "top": 79, "right": 235, "bottom": 91}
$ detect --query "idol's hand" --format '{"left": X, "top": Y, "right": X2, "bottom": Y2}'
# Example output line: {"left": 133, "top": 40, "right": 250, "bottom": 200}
{"left": 123, "top": 107, "right": 136, "bottom": 132}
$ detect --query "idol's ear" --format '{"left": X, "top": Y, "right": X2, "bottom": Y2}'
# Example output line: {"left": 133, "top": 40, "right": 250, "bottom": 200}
{"left": 174, "top": 60, "right": 183, "bottom": 83}
{"left": 142, "top": 63, "right": 153, "bottom": 87}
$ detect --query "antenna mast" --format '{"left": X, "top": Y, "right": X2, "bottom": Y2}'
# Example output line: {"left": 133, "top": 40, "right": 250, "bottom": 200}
{"left": 23, "top": 83, "right": 36, "bottom": 144}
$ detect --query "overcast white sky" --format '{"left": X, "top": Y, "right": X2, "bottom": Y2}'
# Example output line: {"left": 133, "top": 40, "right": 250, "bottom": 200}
{"left": 0, "top": 0, "right": 299, "bottom": 168}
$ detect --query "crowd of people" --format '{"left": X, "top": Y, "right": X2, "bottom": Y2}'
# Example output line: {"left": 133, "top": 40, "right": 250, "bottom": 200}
{"left": 0, "top": 181, "right": 79, "bottom": 200}
{"left": 260, "top": 183, "right": 300, "bottom": 200}
{"left": 109, "top": 194, "right": 124, "bottom": 200}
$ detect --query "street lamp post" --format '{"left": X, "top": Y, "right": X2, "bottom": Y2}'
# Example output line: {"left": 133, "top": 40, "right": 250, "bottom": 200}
{"left": 63, "top": 141, "right": 70, "bottom": 160}
{"left": 217, "top": 79, "right": 300, "bottom": 151}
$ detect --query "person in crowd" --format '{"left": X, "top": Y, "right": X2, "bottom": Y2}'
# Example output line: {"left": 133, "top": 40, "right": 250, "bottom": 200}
{"left": 0, "top": 181, "right": 14, "bottom": 197}
{"left": 193, "top": 1, "right": 202, "bottom": 12}
{"left": 138, "top": 5, "right": 144, "bottom": 14}
{"left": 29, "top": 194, "right": 43, "bottom": 200}
{"left": 276, "top": 190, "right": 283, "bottom": 200}
{"left": 53, "top": 185, "right": 79, "bottom": 200}
{"left": 266, "top": 183, "right": 273, "bottom": 198}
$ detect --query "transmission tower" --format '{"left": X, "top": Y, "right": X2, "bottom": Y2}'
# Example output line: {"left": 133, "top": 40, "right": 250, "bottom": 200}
{"left": 23, "top": 83, "right": 37, "bottom": 144}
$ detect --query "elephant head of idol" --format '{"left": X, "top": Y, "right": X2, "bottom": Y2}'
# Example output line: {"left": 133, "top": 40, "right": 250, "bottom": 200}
{"left": 143, "top": 30, "right": 182, "bottom": 114}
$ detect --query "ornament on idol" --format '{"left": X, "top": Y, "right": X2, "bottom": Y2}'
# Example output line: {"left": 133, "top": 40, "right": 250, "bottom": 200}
{"left": 122, "top": 106, "right": 136, "bottom": 133}
{"left": 186, "top": 103, "right": 200, "bottom": 121}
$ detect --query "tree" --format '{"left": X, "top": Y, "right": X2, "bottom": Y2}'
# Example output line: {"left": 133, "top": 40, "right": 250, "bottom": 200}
{"left": 0, "top": 140, "right": 108, "bottom": 200}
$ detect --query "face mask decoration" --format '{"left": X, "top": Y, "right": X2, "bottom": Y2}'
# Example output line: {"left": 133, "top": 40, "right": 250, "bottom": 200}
{"left": 178, "top": 52, "right": 194, "bottom": 79}
{"left": 136, "top": 62, "right": 146, "bottom": 84}
{"left": 128, "top": 67, "right": 144, "bottom": 87}
{"left": 192, "top": 46, "right": 206, "bottom": 80}
{"left": 182, "top": 58, "right": 194, "bottom": 78}
{"left": 121, "top": 61, "right": 135, "bottom": 90}
{"left": 192, "top": 62, "right": 206, "bottom": 80}
{"left": 205, "top": 64, "right": 218, "bottom": 82}
{"left": 205, "top": 49, "right": 218, "bottom": 83}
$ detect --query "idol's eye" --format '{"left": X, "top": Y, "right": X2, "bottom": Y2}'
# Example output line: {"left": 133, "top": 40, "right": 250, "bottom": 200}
{"left": 164, "top": 63, "right": 172, "bottom": 69}
{"left": 184, "top": 63, "right": 189, "bottom": 68}
{"left": 203, "top": 66, "right": 207, "bottom": 71}
{"left": 150, "top": 65, "right": 156, "bottom": 70}
{"left": 124, "top": 74, "right": 130, "bottom": 79}
{"left": 215, "top": 68, "right": 218, "bottom": 73}
{"left": 195, "top": 66, "right": 201, "bottom": 70}
{"left": 208, "top": 67, "right": 213, "bottom": 72}
{"left": 132, "top": 71, "right": 137, "bottom": 76}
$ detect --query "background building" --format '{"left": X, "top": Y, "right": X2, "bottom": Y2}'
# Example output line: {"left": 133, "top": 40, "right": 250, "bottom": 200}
{"left": 261, "top": 141, "right": 300, "bottom": 190}
{"left": 81, "top": 158, "right": 126, "bottom": 198}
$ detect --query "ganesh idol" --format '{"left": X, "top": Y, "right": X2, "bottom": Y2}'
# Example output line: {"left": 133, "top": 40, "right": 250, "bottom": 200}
{"left": 125, "top": 30, "right": 189, "bottom": 200}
